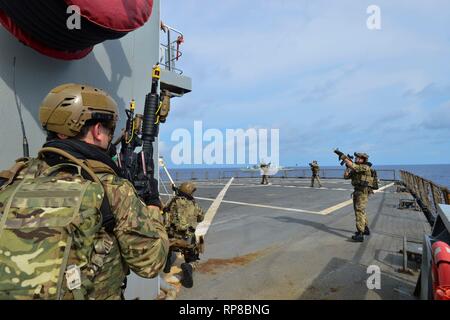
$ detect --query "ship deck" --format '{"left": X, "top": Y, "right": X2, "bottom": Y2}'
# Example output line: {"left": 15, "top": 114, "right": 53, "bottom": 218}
{"left": 160, "top": 177, "right": 431, "bottom": 300}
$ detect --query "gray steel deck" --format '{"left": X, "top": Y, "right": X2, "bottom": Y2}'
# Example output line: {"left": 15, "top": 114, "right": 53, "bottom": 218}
{"left": 160, "top": 178, "right": 430, "bottom": 300}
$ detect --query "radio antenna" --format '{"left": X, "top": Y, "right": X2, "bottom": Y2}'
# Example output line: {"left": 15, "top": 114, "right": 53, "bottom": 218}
{"left": 13, "top": 56, "right": 29, "bottom": 157}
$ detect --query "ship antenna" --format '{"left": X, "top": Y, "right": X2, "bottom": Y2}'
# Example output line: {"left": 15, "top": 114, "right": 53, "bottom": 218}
{"left": 13, "top": 57, "right": 29, "bottom": 157}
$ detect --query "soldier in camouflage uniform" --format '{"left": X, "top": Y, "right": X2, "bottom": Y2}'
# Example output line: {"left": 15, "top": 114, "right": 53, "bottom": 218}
{"left": 340, "top": 152, "right": 373, "bottom": 242}
{"left": 0, "top": 84, "right": 169, "bottom": 299}
{"left": 163, "top": 182, "right": 205, "bottom": 288}
{"left": 309, "top": 160, "right": 322, "bottom": 188}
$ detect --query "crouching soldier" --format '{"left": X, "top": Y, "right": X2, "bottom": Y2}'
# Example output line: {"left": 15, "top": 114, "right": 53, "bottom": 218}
{"left": 163, "top": 182, "right": 205, "bottom": 288}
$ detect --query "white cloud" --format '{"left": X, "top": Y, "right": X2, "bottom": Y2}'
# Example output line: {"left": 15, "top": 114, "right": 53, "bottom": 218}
{"left": 162, "top": 0, "right": 450, "bottom": 165}
{"left": 422, "top": 102, "right": 450, "bottom": 130}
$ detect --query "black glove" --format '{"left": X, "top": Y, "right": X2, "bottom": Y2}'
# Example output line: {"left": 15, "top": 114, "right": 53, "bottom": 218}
{"left": 107, "top": 144, "right": 118, "bottom": 159}
{"left": 143, "top": 177, "right": 162, "bottom": 208}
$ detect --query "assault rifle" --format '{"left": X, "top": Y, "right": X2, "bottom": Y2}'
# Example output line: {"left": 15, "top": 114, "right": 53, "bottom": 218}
{"left": 116, "top": 64, "right": 170, "bottom": 206}
{"left": 333, "top": 148, "right": 354, "bottom": 166}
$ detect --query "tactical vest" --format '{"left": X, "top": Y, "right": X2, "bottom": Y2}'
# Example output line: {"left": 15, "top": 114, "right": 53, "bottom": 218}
{"left": 350, "top": 164, "right": 373, "bottom": 190}
{"left": 0, "top": 149, "right": 117, "bottom": 300}
{"left": 311, "top": 165, "right": 320, "bottom": 175}
{"left": 165, "top": 197, "right": 199, "bottom": 235}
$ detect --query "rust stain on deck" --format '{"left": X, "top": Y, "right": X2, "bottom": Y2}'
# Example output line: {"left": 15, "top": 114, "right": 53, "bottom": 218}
{"left": 197, "top": 250, "right": 267, "bottom": 274}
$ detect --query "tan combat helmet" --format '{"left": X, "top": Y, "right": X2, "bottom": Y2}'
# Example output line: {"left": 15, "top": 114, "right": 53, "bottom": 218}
{"left": 354, "top": 152, "right": 369, "bottom": 161}
{"left": 39, "top": 83, "right": 118, "bottom": 137}
{"left": 179, "top": 182, "right": 197, "bottom": 196}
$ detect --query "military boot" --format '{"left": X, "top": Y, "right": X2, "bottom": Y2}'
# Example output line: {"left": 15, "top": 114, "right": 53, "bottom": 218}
{"left": 351, "top": 232, "right": 364, "bottom": 242}
{"left": 180, "top": 263, "right": 194, "bottom": 288}
{"left": 363, "top": 226, "right": 370, "bottom": 236}
{"left": 163, "top": 259, "right": 172, "bottom": 273}
{"left": 164, "top": 251, "right": 174, "bottom": 273}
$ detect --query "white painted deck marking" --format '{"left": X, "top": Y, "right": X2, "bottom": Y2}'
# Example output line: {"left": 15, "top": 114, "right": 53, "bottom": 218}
{"left": 195, "top": 177, "right": 234, "bottom": 237}
{"left": 161, "top": 180, "right": 370, "bottom": 192}
{"left": 319, "top": 199, "right": 354, "bottom": 215}
{"left": 374, "top": 182, "right": 395, "bottom": 192}
{"left": 319, "top": 182, "right": 395, "bottom": 215}
{"left": 207, "top": 199, "right": 320, "bottom": 215}
{"left": 160, "top": 182, "right": 395, "bottom": 219}
{"left": 181, "top": 182, "right": 392, "bottom": 193}
{"left": 235, "top": 183, "right": 355, "bottom": 192}
{"left": 160, "top": 193, "right": 322, "bottom": 215}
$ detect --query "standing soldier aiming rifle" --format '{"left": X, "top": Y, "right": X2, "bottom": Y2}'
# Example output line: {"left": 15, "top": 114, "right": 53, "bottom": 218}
{"left": 0, "top": 82, "right": 169, "bottom": 299}
{"left": 163, "top": 182, "right": 205, "bottom": 288}
{"left": 334, "top": 149, "right": 374, "bottom": 242}
{"left": 309, "top": 160, "right": 322, "bottom": 188}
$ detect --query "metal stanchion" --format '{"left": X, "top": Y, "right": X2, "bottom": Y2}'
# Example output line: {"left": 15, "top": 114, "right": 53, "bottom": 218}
{"left": 398, "top": 235, "right": 413, "bottom": 275}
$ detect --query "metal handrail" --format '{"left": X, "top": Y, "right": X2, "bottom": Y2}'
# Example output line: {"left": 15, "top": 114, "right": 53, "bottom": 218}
{"left": 167, "top": 168, "right": 397, "bottom": 182}
{"left": 400, "top": 170, "right": 450, "bottom": 225}
{"left": 160, "top": 23, "right": 184, "bottom": 74}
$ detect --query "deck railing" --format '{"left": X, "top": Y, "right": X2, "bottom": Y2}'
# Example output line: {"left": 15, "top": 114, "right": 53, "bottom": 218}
{"left": 400, "top": 170, "right": 450, "bottom": 225}
{"left": 161, "top": 168, "right": 397, "bottom": 182}
{"left": 160, "top": 22, "right": 184, "bottom": 75}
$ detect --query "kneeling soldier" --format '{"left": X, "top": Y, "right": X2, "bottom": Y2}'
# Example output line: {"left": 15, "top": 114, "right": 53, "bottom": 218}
{"left": 163, "top": 182, "right": 205, "bottom": 288}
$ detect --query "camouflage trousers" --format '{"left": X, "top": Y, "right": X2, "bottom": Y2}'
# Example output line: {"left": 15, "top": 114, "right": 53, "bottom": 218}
{"left": 167, "top": 232, "right": 199, "bottom": 262}
{"left": 353, "top": 190, "right": 369, "bottom": 233}
{"left": 310, "top": 174, "right": 322, "bottom": 187}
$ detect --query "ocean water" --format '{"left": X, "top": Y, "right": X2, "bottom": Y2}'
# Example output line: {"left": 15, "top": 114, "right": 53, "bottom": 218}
{"left": 374, "top": 164, "right": 450, "bottom": 188}
{"left": 164, "top": 164, "right": 450, "bottom": 188}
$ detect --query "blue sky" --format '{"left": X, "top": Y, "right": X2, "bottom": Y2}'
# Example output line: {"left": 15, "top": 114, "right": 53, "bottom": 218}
{"left": 159, "top": 0, "right": 450, "bottom": 167}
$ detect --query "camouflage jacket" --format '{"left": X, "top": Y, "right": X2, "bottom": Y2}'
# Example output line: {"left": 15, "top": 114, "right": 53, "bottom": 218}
{"left": 0, "top": 157, "right": 169, "bottom": 300}
{"left": 164, "top": 196, "right": 205, "bottom": 238}
{"left": 310, "top": 164, "right": 320, "bottom": 175}
{"left": 347, "top": 163, "right": 373, "bottom": 190}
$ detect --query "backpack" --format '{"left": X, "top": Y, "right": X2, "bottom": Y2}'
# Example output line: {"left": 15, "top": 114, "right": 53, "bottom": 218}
{"left": 370, "top": 168, "right": 379, "bottom": 190}
{"left": 0, "top": 151, "right": 108, "bottom": 300}
{"left": 165, "top": 197, "right": 198, "bottom": 234}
